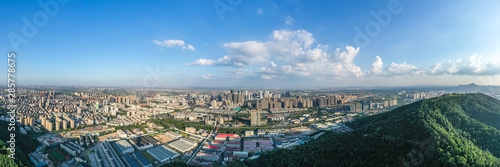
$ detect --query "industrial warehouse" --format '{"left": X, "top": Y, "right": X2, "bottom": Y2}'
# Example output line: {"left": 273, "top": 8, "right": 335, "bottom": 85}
{"left": 146, "top": 145, "right": 179, "bottom": 163}
{"left": 129, "top": 136, "right": 160, "bottom": 150}
{"left": 168, "top": 138, "right": 196, "bottom": 153}
{"left": 113, "top": 140, "right": 134, "bottom": 155}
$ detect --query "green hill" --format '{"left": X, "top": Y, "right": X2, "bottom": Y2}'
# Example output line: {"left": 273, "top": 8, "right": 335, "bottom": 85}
{"left": 0, "top": 119, "right": 42, "bottom": 167}
{"left": 252, "top": 93, "right": 500, "bottom": 167}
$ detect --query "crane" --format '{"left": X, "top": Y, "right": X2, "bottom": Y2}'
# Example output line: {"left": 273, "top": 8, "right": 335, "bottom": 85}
{"left": 61, "top": 122, "right": 80, "bottom": 137}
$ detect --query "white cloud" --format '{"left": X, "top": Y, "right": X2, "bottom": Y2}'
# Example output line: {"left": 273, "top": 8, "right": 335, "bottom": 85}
{"left": 186, "top": 41, "right": 268, "bottom": 66}
{"left": 333, "top": 46, "right": 359, "bottom": 64}
{"left": 154, "top": 39, "right": 196, "bottom": 51}
{"left": 187, "top": 29, "right": 500, "bottom": 81}
{"left": 257, "top": 8, "right": 264, "bottom": 15}
{"left": 186, "top": 59, "right": 215, "bottom": 66}
{"left": 285, "top": 16, "right": 294, "bottom": 25}
{"left": 386, "top": 62, "right": 423, "bottom": 76}
{"left": 267, "top": 30, "right": 322, "bottom": 64}
{"left": 186, "top": 44, "right": 195, "bottom": 51}
{"left": 261, "top": 75, "right": 273, "bottom": 79}
{"left": 186, "top": 56, "right": 236, "bottom": 66}
{"left": 371, "top": 56, "right": 383, "bottom": 75}
{"left": 223, "top": 41, "right": 269, "bottom": 65}
{"left": 258, "top": 46, "right": 364, "bottom": 78}
{"left": 189, "top": 30, "right": 364, "bottom": 79}
{"left": 428, "top": 53, "right": 500, "bottom": 76}
{"left": 202, "top": 74, "right": 215, "bottom": 79}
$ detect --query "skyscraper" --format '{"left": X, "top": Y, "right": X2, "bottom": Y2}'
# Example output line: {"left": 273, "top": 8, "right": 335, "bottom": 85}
{"left": 251, "top": 109, "right": 261, "bottom": 126}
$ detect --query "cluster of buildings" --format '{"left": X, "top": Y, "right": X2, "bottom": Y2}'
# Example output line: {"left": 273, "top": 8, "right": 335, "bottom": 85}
{"left": 113, "top": 140, "right": 135, "bottom": 155}
{"left": 94, "top": 141, "right": 126, "bottom": 167}
{"left": 107, "top": 115, "right": 149, "bottom": 127}
{"left": 129, "top": 136, "right": 160, "bottom": 150}
{"left": 313, "top": 121, "right": 342, "bottom": 130}
{"left": 79, "top": 134, "right": 97, "bottom": 147}
{"left": 340, "top": 99, "right": 398, "bottom": 112}
{"left": 184, "top": 127, "right": 210, "bottom": 138}
{"left": 40, "top": 115, "right": 76, "bottom": 131}
{"left": 405, "top": 91, "right": 445, "bottom": 99}
{"left": 276, "top": 138, "right": 301, "bottom": 149}
{"left": 250, "top": 94, "right": 358, "bottom": 110}
{"left": 243, "top": 137, "right": 274, "bottom": 153}
{"left": 183, "top": 90, "right": 364, "bottom": 111}
{"left": 60, "top": 141, "right": 85, "bottom": 156}
{"left": 18, "top": 116, "right": 35, "bottom": 126}
{"left": 115, "top": 129, "right": 145, "bottom": 138}
{"left": 4, "top": 87, "right": 452, "bottom": 166}
{"left": 198, "top": 134, "right": 241, "bottom": 164}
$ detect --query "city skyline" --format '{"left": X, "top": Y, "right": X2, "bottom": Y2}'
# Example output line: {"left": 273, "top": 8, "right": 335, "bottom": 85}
{"left": 2, "top": 1, "right": 500, "bottom": 87}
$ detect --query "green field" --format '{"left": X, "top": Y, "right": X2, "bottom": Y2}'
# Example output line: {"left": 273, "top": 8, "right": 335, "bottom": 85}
{"left": 48, "top": 149, "right": 66, "bottom": 162}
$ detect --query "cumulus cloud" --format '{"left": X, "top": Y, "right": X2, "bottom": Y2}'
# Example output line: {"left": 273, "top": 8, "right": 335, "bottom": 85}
{"left": 154, "top": 39, "right": 196, "bottom": 51}
{"left": 427, "top": 53, "right": 500, "bottom": 76}
{"left": 202, "top": 74, "right": 215, "bottom": 79}
{"left": 223, "top": 41, "right": 269, "bottom": 65}
{"left": 186, "top": 59, "right": 215, "bottom": 66}
{"left": 186, "top": 56, "right": 239, "bottom": 66}
{"left": 385, "top": 62, "right": 424, "bottom": 76}
{"left": 333, "top": 46, "right": 359, "bottom": 64}
{"left": 285, "top": 16, "right": 294, "bottom": 25}
{"left": 187, "top": 29, "right": 500, "bottom": 81}
{"left": 371, "top": 56, "right": 383, "bottom": 75}
{"left": 257, "top": 46, "right": 364, "bottom": 78}
{"left": 267, "top": 30, "right": 323, "bottom": 64}
{"left": 186, "top": 41, "right": 267, "bottom": 66}
{"left": 189, "top": 30, "right": 365, "bottom": 79}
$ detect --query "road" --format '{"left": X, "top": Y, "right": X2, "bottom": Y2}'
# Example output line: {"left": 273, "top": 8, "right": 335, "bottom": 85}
{"left": 187, "top": 127, "right": 218, "bottom": 164}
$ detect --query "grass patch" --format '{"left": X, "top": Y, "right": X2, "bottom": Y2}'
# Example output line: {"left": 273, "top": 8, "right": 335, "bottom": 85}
{"left": 178, "top": 132, "right": 189, "bottom": 138}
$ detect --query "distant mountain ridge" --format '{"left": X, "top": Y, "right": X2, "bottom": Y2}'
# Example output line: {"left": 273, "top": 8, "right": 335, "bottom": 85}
{"left": 252, "top": 93, "right": 500, "bottom": 167}
{"left": 448, "top": 83, "right": 500, "bottom": 93}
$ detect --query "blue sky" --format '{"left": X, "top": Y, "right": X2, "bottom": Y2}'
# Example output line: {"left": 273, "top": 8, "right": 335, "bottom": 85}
{"left": 1, "top": 0, "right": 500, "bottom": 88}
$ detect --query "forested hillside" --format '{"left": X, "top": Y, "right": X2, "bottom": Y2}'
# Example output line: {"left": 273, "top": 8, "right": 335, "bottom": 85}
{"left": 0, "top": 120, "right": 42, "bottom": 167}
{"left": 252, "top": 93, "right": 500, "bottom": 167}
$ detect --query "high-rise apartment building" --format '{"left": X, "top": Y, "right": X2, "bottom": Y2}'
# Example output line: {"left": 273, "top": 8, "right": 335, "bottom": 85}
{"left": 251, "top": 109, "right": 261, "bottom": 126}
